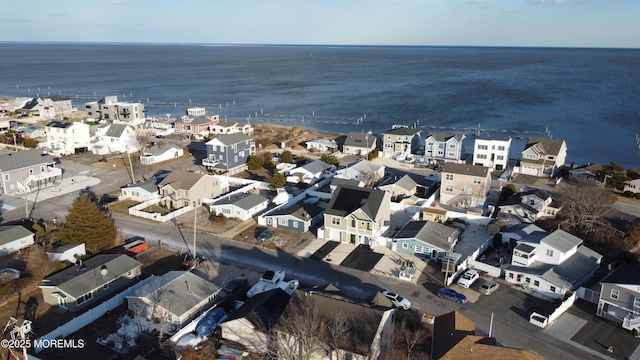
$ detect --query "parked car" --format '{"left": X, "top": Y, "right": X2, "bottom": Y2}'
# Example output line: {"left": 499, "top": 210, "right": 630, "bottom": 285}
{"left": 438, "top": 287, "right": 467, "bottom": 304}
{"left": 257, "top": 229, "right": 275, "bottom": 242}
{"left": 478, "top": 280, "right": 500, "bottom": 295}
{"left": 382, "top": 290, "right": 411, "bottom": 310}
{"left": 223, "top": 277, "right": 249, "bottom": 294}
{"left": 457, "top": 269, "right": 479, "bottom": 288}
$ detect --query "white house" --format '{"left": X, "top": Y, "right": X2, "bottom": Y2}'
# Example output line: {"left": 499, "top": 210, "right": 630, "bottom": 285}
{"left": 45, "top": 120, "right": 91, "bottom": 155}
{"left": 504, "top": 229, "right": 602, "bottom": 299}
{"left": 424, "top": 132, "right": 466, "bottom": 163}
{"left": 139, "top": 145, "right": 184, "bottom": 165}
{"left": 47, "top": 243, "right": 86, "bottom": 263}
{"left": 499, "top": 189, "right": 561, "bottom": 223}
{"left": 91, "top": 122, "right": 138, "bottom": 155}
{"left": 209, "top": 121, "right": 253, "bottom": 135}
{"left": 286, "top": 160, "right": 336, "bottom": 185}
{"left": 335, "top": 160, "right": 385, "bottom": 186}
{"left": 305, "top": 137, "right": 338, "bottom": 153}
{"left": 0, "top": 225, "right": 35, "bottom": 257}
{"left": 624, "top": 176, "right": 640, "bottom": 195}
{"left": 342, "top": 132, "right": 377, "bottom": 157}
{"left": 472, "top": 134, "right": 511, "bottom": 171}
{"left": 120, "top": 177, "right": 162, "bottom": 202}
{"left": 209, "top": 193, "right": 269, "bottom": 221}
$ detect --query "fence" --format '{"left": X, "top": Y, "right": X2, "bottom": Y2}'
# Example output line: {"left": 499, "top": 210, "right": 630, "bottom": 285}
{"left": 34, "top": 275, "right": 157, "bottom": 353}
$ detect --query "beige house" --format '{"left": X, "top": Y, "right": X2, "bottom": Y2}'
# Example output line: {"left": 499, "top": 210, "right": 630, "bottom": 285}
{"left": 519, "top": 137, "right": 567, "bottom": 177}
{"left": 158, "top": 170, "right": 228, "bottom": 209}
{"left": 439, "top": 163, "right": 491, "bottom": 208}
{"left": 45, "top": 120, "right": 92, "bottom": 155}
{"left": 322, "top": 184, "right": 391, "bottom": 247}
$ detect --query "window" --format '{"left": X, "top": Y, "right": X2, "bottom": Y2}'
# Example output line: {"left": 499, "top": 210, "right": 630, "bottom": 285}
{"left": 533, "top": 280, "right": 540, "bottom": 287}
{"left": 525, "top": 153, "right": 537, "bottom": 160}
{"left": 331, "top": 217, "right": 341, "bottom": 225}
{"left": 402, "top": 243, "right": 408, "bottom": 249}
{"left": 278, "top": 218, "right": 287, "bottom": 226}
{"left": 634, "top": 297, "right": 640, "bottom": 308}
{"left": 611, "top": 289, "right": 619, "bottom": 300}
{"left": 3, "top": 174, "right": 8, "bottom": 181}
{"left": 76, "top": 292, "right": 93, "bottom": 306}
{"left": 498, "top": 146, "right": 505, "bottom": 151}
{"left": 445, "top": 185, "right": 454, "bottom": 192}
{"left": 477, "top": 154, "right": 487, "bottom": 159}
{"left": 525, "top": 277, "right": 531, "bottom": 283}
{"left": 496, "top": 155, "right": 504, "bottom": 160}
{"left": 550, "top": 286, "right": 556, "bottom": 293}
{"left": 473, "top": 177, "right": 482, "bottom": 184}
{"left": 477, "top": 144, "right": 488, "bottom": 150}
{"left": 292, "top": 222, "right": 298, "bottom": 228}
{"left": 448, "top": 152, "right": 455, "bottom": 157}
{"left": 509, "top": 273, "right": 514, "bottom": 279}
{"left": 546, "top": 249, "right": 554, "bottom": 257}
{"left": 445, "top": 174, "right": 453, "bottom": 181}
{"left": 103, "top": 283, "right": 110, "bottom": 290}
{"left": 438, "top": 144, "right": 444, "bottom": 149}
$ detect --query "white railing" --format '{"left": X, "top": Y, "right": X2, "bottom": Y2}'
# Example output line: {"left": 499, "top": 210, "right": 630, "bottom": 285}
{"left": 347, "top": 226, "right": 373, "bottom": 237}
{"left": 623, "top": 313, "right": 640, "bottom": 330}
{"left": 202, "top": 156, "right": 219, "bottom": 167}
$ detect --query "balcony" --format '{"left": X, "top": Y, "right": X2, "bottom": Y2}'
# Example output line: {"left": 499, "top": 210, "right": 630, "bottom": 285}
{"left": 623, "top": 312, "right": 640, "bottom": 331}
{"left": 202, "top": 155, "right": 219, "bottom": 167}
{"left": 32, "top": 167, "right": 62, "bottom": 181}
{"left": 347, "top": 226, "right": 374, "bottom": 237}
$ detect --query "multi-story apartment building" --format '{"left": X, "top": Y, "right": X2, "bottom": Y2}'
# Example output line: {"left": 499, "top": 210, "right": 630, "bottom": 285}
{"left": 85, "top": 96, "right": 146, "bottom": 128}
{"left": 439, "top": 163, "right": 491, "bottom": 208}
{"left": 472, "top": 134, "right": 512, "bottom": 171}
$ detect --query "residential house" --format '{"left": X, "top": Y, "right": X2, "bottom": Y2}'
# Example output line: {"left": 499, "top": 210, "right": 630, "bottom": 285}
{"left": 342, "top": 132, "right": 377, "bottom": 157}
{"left": 596, "top": 264, "right": 640, "bottom": 333}
{"left": 472, "top": 134, "right": 512, "bottom": 171}
{"left": 379, "top": 173, "right": 439, "bottom": 201}
{"left": 286, "top": 159, "right": 336, "bottom": 185}
{"left": 305, "top": 137, "right": 338, "bottom": 153}
{"left": 263, "top": 198, "right": 326, "bottom": 232}
{"left": 439, "top": 163, "right": 492, "bottom": 208}
{"left": 418, "top": 207, "right": 449, "bottom": 222}
{"left": 46, "top": 243, "right": 86, "bottom": 263}
{"left": 40, "top": 254, "right": 142, "bottom": 312}
{"left": 45, "top": 120, "right": 91, "bottom": 155}
{"left": 0, "top": 225, "right": 35, "bottom": 257}
{"left": 145, "top": 116, "right": 177, "bottom": 133}
{"left": 393, "top": 221, "right": 460, "bottom": 259}
{"left": 209, "top": 121, "right": 253, "bottom": 135}
{"left": 120, "top": 177, "right": 162, "bottom": 202}
{"left": 126, "top": 271, "right": 221, "bottom": 328}
{"left": 20, "top": 96, "right": 73, "bottom": 120}
{"left": 381, "top": 126, "right": 422, "bottom": 159}
{"left": 432, "top": 311, "right": 543, "bottom": 360}
{"left": 504, "top": 229, "right": 602, "bottom": 299}
{"left": 624, "top": 175, "right": 640, "bottom": 195}
{"left": 222, "top": 285, "right": 395, "bottom": 359}
{"left": 139, "top": 144, "right": 184, "bottom": 165}
{"left": 335, "top": 159, "right": 385, "bottom": 187}
{"left": 202, "top": 132, "right": 256, "bottom": 175}
{"left": 175, "top": 110, "right": 220, "bottom": 138}
{"left": 158, "top": 170, "right": 228, "bottom": 209}
{"left": 85, "top": 96, "right": 146, "bottom": 127}
{"left": 209, "top": 193, "right": 269, "bottom": 221}
{"left": 0, "top": 149, "right": 61, "bottom": 195}
{"left": 424, "top": 132, "right": 466, "bottom": 163}
{"left": 329, "top": 177, "right": 363, "bottom": 192}
{"left": 519, "top": 137, "right": 568, "bottom": 177}
{"left": 499, "top": 223, "right": 546, "bottom": 247}
{"left": 322, "top": 184, "right": 391, "bottom": 247}
{"left": 568, "top": 163, "right": 602, "bottom": 182}
{"left": 499, "top": 189, "right": 561, "bottom": 223}
{"left": 91, "top": 122, "right": 137, "bottom": 155}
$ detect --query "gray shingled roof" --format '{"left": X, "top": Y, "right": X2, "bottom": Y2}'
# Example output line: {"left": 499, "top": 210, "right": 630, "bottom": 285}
{"left": 541, "top": 229, "right": 582, "bottom": 253}
{"left": 215, "top": 193, "right": 268, "bottom": 210}
{"left": 383, "top": 127, "right": 421, "bottom": 136}
{"left": 42, "top": 254, "right": 142, "bottom": 298}
{"left": 442, "top": 163, "right": 490, "bottom": 177}
{"left": 143, "top": 145, "right": 181, "bottom": 157}
{"left": 394, "top": 221, "right": 458, "bottom": 250}
{"left": 524, "top": 137, "right": 565, "bottom": 156}
{"left": 104, "top": 123, "right": 130, "bottom": 137}
{"left": 122, "top": 177, "right": 160, "bottom": 193}
{"left": 158, "top": 170, "right": 204, "bottom": 191}
{"left": 299, "top": 159, "right": 332, "bottom": 174}
{"left": 268, "top": 201, "right": 325, "bottom": 220}
{"left": 46, "top": 120, "right": 74, "bottom": 129}
{"left": 325, "top": 184, "right": 387, "bottom": 220}
{"left": 0, "top": 225, "right": 34, "bottom": 247}
{"left": 0, "top": 150, "right": 55, "bottom": 172}
{"left": 426, "top": 132, "right": 465, "bottom": 142}
{"left": 601, "top": 264, "right": 640, "bottom": 286}
{"left": 344, "top": 132, "right": 376, "bottom": 147}
{"left": 128, "top": 271, "right": 220, "bottom": 318}
{"left": 212, "top": 132, "right": 251, "bottom": 145}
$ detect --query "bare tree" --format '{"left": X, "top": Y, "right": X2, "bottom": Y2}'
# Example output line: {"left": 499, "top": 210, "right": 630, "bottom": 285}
{"left": 273, "top": 296, "right": 325, "bottom": 360}
{"left": 556, "top": 182, "right": 616, "bottom": 237}
{"left": 379, "top": 317, "right": 431, "bottom": 360}
{"left": 362, "top": 171, "right": 381, "bottom": 188}
{"left": 26, "top": 245, "right": 60, "bottom": 281}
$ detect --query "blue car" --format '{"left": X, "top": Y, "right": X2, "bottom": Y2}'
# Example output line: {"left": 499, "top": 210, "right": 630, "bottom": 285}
{"left": 438, "top": 287, "right": 467, "bottom": 304}
{"left": 257, "top": 229, "right": 275, "bottom": 242}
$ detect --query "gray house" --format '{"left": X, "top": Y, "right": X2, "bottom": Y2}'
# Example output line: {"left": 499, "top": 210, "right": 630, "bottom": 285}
{"left": 203, "top": 133, "right": 256, "bottom": 175}
{"left": 264, "top": 198, "right": 325, "bottom": 232}
{"left": 342, "top": 132, "right": 377, "bottom": 157}
{"left": 209, "top": 193, "right": 269, "bottom": 221}
{"left": 0, "top": 225, "right": 35, "bottom": 257}
{"left": 40, "top": 254, "right": 142, "bottom": 312}
{"left": 381, "top": 126, "right": 422, "bottom": 159}
{"left": 597, "top": 264, "right": 640, "bottom": 333}
{"left": 0, "top": 149, "right": 61, "bottom": 195}
{"left": 392, "top": 221, "right": 460, "bottom": 258}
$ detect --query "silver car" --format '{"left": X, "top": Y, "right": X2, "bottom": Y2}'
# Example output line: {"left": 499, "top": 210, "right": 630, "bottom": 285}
{"left": 478, "top": 280, "right": 500, "bottom": 295}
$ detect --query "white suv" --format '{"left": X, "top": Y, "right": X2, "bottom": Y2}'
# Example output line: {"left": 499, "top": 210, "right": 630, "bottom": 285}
{"left": 457, "top": 269, "right": 479, "bottom": 288}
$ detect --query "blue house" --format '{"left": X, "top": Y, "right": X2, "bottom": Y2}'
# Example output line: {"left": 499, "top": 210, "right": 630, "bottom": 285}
{"left": 393, "top": 221, "right": 460, "bottom": 258}
{"left": 203, "top": 133, "right": 256, "bottom": 175}
{"left": 264, "top": 198, "right": 326, "bottom": 233}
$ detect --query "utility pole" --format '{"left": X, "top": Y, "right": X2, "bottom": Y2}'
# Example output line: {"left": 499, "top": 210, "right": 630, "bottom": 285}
{"left": 443, "top": 236, "right": 453, "bottom": 286}
{"left": 193, "top": 201, "right": 197, "bottom": 259}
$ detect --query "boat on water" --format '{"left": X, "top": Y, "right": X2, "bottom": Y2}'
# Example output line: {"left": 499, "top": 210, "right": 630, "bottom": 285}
{"left": 196, "top": 307, "right": 226, "bottom": 338}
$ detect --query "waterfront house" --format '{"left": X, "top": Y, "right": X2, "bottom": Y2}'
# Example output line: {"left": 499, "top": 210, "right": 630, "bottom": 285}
{"left": 392, "top": 221, "right": 460, "bottom": 259}
{"left": 596, "top": 264, "right": 640, "bottom": 333}
{"left": 0, "top": 225, "right": 35, "bottom": 257}
{"left": 322, "top": 184, "right": 391, "bottom": 247}
{"left": 20, "top": 96, "right": 72, "bottom": 120}
{"left": 202, "top": 132, "right": 256, "bottom": 175}
{"left": 381, "top": 126, "right": 422, "bottom": 159}
{"left": 439, "top": 163, "right": 492, "bottom": 208}
{"left": 568, "top": 163, "right": 602, "bottom": 182}
{"left": 91, "top": 122, "right": 138, "bottom": 155}
{"left": 46, "top": 243, "right": 86, "bottom": 263}
{"left": 498, "top": 189, "right": 561, "bottom": 223}
{"left": 119, "top": 177, "right": 162, "bottom": 202}
{"left": 519, "top": 137, "right": 567, "bottom": 177}
{"left": 126, "top": 271, "right": 221, "bottom": 328}
{"left": 342, "top": 132, "right": 377, "bottom": 157}
{"left": 209, "top": 120, "right": 253, "bottom": 135}
{"left": 263, "top": 198, "right": 325, "bottom": 233}
{"left": 286, "top": 159, "right": 336, "bottom": 185}
{"left": 0, "top": 149, "right": 61, "bottom": 195}
{"left": 472, "top": 134, "right": 512, "bottom": 171}
{"left": 85, "top": 96, "right": 146, "bottom": 128}
{"left": 378, "top": 173, "right": 439, "bottom": 201}
{"left": 139, "top": 144, "right": 183, "bottom": 165}
{"left": 504, "top": 229, "right": 602, "bottom": 299}
{"left": 209, "top": 193, "right": 269, "bottom": 221}
{"left": 145, "top": 116, "right": 177, "bottom": 133}
{"left": 305, "top": 137, "right": 339, "bottom": 153}
{"left": 40, "top": 254, "right": 142, "bottom": 312}
{"left": 432, "top": 311, "right": 543, "bottom": 360}
{"left": 424, "top": 132, "right": 466, "bottom": 164}
{"left": 175, "top": 108, "right": 219, "bottom": 137}
{"left": 158, "top": 170, "right": 228, "bottom": 209}
{"left": 45, "top": 120, "right": 91, "bottom": 155}
{"left": 623, "top": 175, "right": 640, "bottom": 195}
{"left": 334, "top": 159, "right": 385, "bottom": 187}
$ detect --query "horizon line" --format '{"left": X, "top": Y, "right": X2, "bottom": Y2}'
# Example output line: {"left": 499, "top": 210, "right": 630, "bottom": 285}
{"left": 0, "top": 40, "right": 638, "bottom": 51}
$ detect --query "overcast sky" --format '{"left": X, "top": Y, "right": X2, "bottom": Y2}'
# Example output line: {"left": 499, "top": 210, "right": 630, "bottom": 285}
{"left": 1, "top": 0, "right": 638, "bottom": 48}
